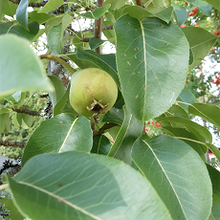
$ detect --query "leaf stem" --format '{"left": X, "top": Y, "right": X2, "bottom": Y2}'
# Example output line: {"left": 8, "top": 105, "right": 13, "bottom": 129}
{"left": 39, "top": 54, "right": 77, "bottom": 75}
{"left": 0, "top": 184, "right": 9, "bottom": 190}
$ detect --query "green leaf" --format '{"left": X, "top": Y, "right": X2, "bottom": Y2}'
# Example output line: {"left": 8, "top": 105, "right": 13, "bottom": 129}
{"left": 189, "top": 103, "right": 220, "bottom": 128}
{"left": 91, "top": 135, "right": 111, "bottom": 155}
{"left": 205, "top": 0, "right": 220, "bottom": 11}
{"left": 115, "top": 14, "right": 189, "bottom": 121}
{"left": 206, "top": 165, "right": 220, "bottom": 220}
{"left": 177, "top": 87, "right": 195, "bottom": 111}
{"left": 132, "top": 135, "right": 212, "bottom": 220}
{"left": 4, "top": 21, "right": 39, "bottom": 41}
{"left": 108, "top": 107, "right": 143, "bottom": 166}
{"left": 16, "top": 0, "right": 28, "bottom": 30}
{"left": 166, "top": 104, "right": 189, "bottom": 118}
{"left": 0, "top": 113, "right": 10, "bottom": 133}
{"left": 8, "top": 151, "right": 172, "bottom": 220}
{"left": 172, "top": 4, "right": 188, "bottom": 26}
{"left": 76, "top": 49, "right": 120, "bottom": 86}
{"left": 119, "top": 5, "right": 153, "bottom": 21}
{"left": 89, "top": 37, "right": 106, "bottom": 50}
{"left": 155, "top": 6, "right": 173, "bottom": 23}
{"left": 82, "top": 4, "right": 110, "bottom": 19}
{"left": 68, "top": 53, "right": 97, "bottom": 69}
{"left": 163, "top": 127, "right": 207, "bottom": 158}
{"left": 105, "top": 0, "right": 127, "bottom": 10}
{"left": 1, "top": 0, "right": 17, "bottom": 17}
{"left": 206, "top": 143, "right": 220, "bottom": 163}
{"left": 103, "top": 107, "right": 124, "bottom": 125}
{"left": 38, "top": 0, "right": 63, "bottom": 13}
{"left": 187, "top": 0, "right": 212, "bottom": 16}
{"left": 1, "top": 198, "right": 24, "bottom": 220}
{"left": 21, "top": 114, "right": 92, "bottom": 166}
{"left": 48, "top": 76, "right": 66, "bottom": 108}
{"left": 0, "top": 34, "right": 53, "bottom": 100}
{"left": 158, "top": 116, "right": 212, "bottom": 143}
{"left": 28, "top": 11, "right": 54, "bottom": 24}
{"left": 53, "top": 84, "right": 77, "bottom": 116}
{"left": 47, "top": 24, "right": 62, "bottom": 54}
{"left": 182, "top": 27, "right": 218, "bottom": 70}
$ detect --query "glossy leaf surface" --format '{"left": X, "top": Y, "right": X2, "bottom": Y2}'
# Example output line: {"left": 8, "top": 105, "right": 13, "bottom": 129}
{"left": 132, "top": 135, "right": 212, "bottom": 220}
{"left": 22, "top": 114, "right": 92, "bottom": 165}
{"left": 0, "top": 34, "right": 53, "bottom": 99}
{"left": 8, "top": 152, "right": 172, "bottom": 220}
{"left": 115, "top": 14, "right": 189, "bottom": 121}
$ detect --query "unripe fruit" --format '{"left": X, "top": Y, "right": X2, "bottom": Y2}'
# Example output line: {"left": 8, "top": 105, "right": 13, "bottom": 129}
{"left": 69, "top": 68, "right": 118, "bottom": 118}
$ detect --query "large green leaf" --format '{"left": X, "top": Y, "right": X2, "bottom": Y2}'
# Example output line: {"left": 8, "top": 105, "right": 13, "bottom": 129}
{"left": 28, "top": 11, "right": 55, "bottom": 24}
{"left": 1, "top": 0, "right": 17, "bottom": 17}
{"left": 8, "top": 152, "right": 172, "bottom": 220}
{"left": 21, "top": 114, "right": 92, "bottom": 166}
{"left": 0, "top": 34, "right": 53, "bottom": 100}
{"left": 188, "top": 103, "right": 220, "bottom": 128}
{"left": 16, "top": 0, "right": 28, "bottom": 30}
{"left": 115, "top": 14, "right": 189, "bottom": 121}
{"left": 205, "top": 0, "right": 220, "bottom": 11}
{"left": 182, "top": 27, "right": 218, "bottom": 70}
{"left": 132, "top": 135, "right": 212, "bottom": 220}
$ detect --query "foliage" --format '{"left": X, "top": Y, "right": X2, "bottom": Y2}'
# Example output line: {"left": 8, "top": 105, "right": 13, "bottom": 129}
{"left": 0, "top": 0, "right": 220, "bottom": 219}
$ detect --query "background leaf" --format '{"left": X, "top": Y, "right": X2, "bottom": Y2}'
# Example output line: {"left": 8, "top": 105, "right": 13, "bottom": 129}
{"left": 16, "top": 0, "right": 28, "bottom": 30}
{"left": 8, "top": 152, "right": 172, "bottom": 220}
{"left": 187, "top": 0, "right": 212, "bottom": 16}
{"left": 38, "top": 0, "right": 63, "bottom": 13}
{"left": 0, "top": 34, "right": 53, "bottom": 100}
{"left": 47, "top": 24, "right": 62, "bottom": 54}
{"left": 205, "top": 0, "right": 220, "bottom": 11}
{"left": 91, "top": 135, "right": 111, "bottom": 155}
{"left": 188, "top": 103, "right": 220, "bottom": 128}
{"left": 21, "top": 114, "right": 92, "bottom": 166}
{"left": 76, "top": 49, "right": 120, "bottom": 86}
{"left": 182, "top": 27, "right": 218, "bottom": 70}
{"left": 172, "top": 4, "right": 188, "bottom": 26}
{"left": 132, "top": 135, "right": 212, "bottom": 220}
{"left": 115, "top": 14, "right": 189, "bottom": 121}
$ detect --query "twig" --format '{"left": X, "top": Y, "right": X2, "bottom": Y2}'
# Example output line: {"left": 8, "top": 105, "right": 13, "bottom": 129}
{"left": 94, "top": 0, "right": 104, "bottom": 54}
{"left": 40, "top": 54, "right": 77, "bottom": 75}
{"left": 12, "top": 106, "right": 40, "bottom": 116}
{"left": 0, "top": 141, "right": 26, "bottom": 148}
{"left": 136, "top": 0, "right": 144, "bottom": 7}
{"left": 8, "top": 0, "right": 48, "bottom": 7}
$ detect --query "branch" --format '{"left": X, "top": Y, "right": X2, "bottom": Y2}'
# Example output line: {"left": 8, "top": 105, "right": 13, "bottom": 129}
{"left": 8, "top": 0, "right": 48, "bottom": 7}
{"left": 40, "top": 54, "right": 77, "bottom": 75}
{"left": 0, "top": 141, "right": 26, "bottom": 148}
{"left": 12, "top": 106, "right": 41, "bottom": 116}
{"left": 136, "top": 0, "right": 144, "bottom": 7}
{"left": 94, "top": 0, "right": 104, "bottom": 54}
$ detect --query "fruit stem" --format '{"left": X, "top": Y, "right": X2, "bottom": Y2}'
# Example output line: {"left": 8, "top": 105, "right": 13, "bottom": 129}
{"left": 40, "top": 54, "right": 77, "bottom": 75}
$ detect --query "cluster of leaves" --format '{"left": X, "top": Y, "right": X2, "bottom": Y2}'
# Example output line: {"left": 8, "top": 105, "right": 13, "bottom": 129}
{"left": 1, "top": 0, "right": 220, "bottom": 219}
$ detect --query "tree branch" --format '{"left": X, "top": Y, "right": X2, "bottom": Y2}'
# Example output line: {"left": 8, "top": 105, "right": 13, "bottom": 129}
{"left": 12, "top": 106, "right": 41, "bottom": 116}
{"left": 40, "top": 54, "right": 77, "bottom": 75}
{"left": 8, "top": 0, "right": 48, "bottom": 7}
{"left": 136, "top": 0, "right": 143, "bottom": 7}
{"left": 94, "top": 0, "right": 104, "bottom": 54}
{"left": 0, "top": 141, "right": 26, "bottom": 148}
